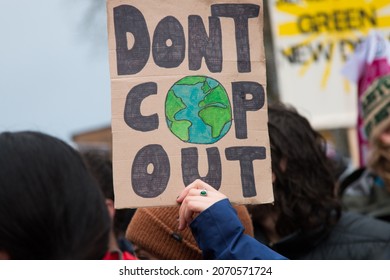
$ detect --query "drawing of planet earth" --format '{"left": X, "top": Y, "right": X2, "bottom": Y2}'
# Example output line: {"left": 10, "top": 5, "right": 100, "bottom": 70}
{"left": 165, "top": 76, "right": 232, "bottom": 144}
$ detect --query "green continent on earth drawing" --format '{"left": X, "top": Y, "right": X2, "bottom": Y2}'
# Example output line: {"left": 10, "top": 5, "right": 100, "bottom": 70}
{"left": 165, "top": 76, "right": 232, "bottom": 144}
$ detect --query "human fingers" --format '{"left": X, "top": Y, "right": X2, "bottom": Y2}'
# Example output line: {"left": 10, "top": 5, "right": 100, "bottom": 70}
{"left": 178, "top": 196, "right": 206, "bottom": 230}
{"left": 178, "top": 187, "right": 227, "bottom": 230}
{"left": 176, "top": 179, "right": 217, "bottom": 203}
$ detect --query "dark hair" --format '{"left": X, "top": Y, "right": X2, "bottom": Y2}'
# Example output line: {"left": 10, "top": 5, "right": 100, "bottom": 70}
{"left": 0, "top": 131, "right": 111, "bottom": 259}
{"left": 249, "top": 103, "right": 341, "bottom": 237}
{"left": 82, "top": 150, "right": 136, "bottom": 237}
{"left": 82, "top": 150, "right": 115, "bottom": 200}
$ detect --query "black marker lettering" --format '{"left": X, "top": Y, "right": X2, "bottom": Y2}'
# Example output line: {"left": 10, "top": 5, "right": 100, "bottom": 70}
{"left": 153, "top": 16, "right": 185, "bottom": 68}
{"left": 114, "top": 5, "right": 150, "bottom": 75}
{"left": 232, "top": 81, "right": 265, "bottom": 139}
{"left": 124, "top": 82, "right": 159, "bottom": 131}
{"left": 211, "top": 4, "right": 260, "bottom": 72}
{"left": 132, "top": 144, "right": 170, "bottom": 198}
{"left": 181, "top": 147, "right": 222, "bottom": 189}
{"left": 188, "top": 15, "right": 222, "bottom": 72}
{"left": 225, "top": 146, "right": 266, "bottom": 197}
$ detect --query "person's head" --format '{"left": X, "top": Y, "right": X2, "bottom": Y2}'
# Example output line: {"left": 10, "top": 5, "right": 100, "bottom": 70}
{"left": 126, "top": 205, "right": 254, "bottom": 260}
{"left": 248, "top": 102, "right": 341, "bottom": 238}
{"left": 0, "top": 131, "right": 111, "bottom": 259}
{"left": 362, "top": 74, "right": 390, "bottom": 191}
{"left": 81, "top": 150, "right": 135, "bottom": 239}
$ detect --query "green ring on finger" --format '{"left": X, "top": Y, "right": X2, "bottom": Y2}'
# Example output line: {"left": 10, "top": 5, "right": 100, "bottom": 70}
{"left": 200, "top": 189, "right": 207, "bottom": 197}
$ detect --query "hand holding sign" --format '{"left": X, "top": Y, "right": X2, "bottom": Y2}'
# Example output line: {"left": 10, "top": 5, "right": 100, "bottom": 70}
{"left": 176, "top": 179, "right": 227, "bottom": 230}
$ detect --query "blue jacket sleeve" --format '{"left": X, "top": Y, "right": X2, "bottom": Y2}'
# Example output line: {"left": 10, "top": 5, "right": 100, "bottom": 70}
{"left": 190, "top": 198, "right": 287, "bottom": 260}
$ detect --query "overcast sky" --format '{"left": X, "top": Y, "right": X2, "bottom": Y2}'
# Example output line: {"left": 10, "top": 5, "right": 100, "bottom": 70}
{"left": 0, "top": 0, "right": 110, "bottom": 144}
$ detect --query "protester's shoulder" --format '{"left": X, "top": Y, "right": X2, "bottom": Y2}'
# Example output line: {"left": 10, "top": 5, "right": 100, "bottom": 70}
{"left": 303, "top": 212, "right": 390, "bottom": 259}
{"left": 339, "top": 167, "right": 374, "bottom": 197}
{"left": 332, "top": 212, "right": 390, "bottom": 242}
{"left": 340, "top": 167, "right": 390, "bottom": 220}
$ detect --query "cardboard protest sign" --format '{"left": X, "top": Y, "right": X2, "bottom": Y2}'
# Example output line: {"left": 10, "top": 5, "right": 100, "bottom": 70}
{"left": 107, "top": 0, "right": 273, "bottom": 208}
{"left": 268, "top": 0, "right": 390, "bottom": 130}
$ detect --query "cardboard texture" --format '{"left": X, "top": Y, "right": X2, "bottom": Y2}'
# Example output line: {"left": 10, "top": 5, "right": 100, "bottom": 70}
{"left": 107, "top": 0, "right": 273, "bottom": 208}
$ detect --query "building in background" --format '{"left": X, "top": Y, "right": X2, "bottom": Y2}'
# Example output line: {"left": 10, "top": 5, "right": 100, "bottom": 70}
{"left": 72, "top": 125, "right": 112, "bottom": 157}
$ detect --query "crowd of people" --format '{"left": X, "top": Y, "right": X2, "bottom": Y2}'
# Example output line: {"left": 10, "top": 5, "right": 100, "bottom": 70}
{"left": 1, "top": 98, "right": 390, "bottom": 260}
